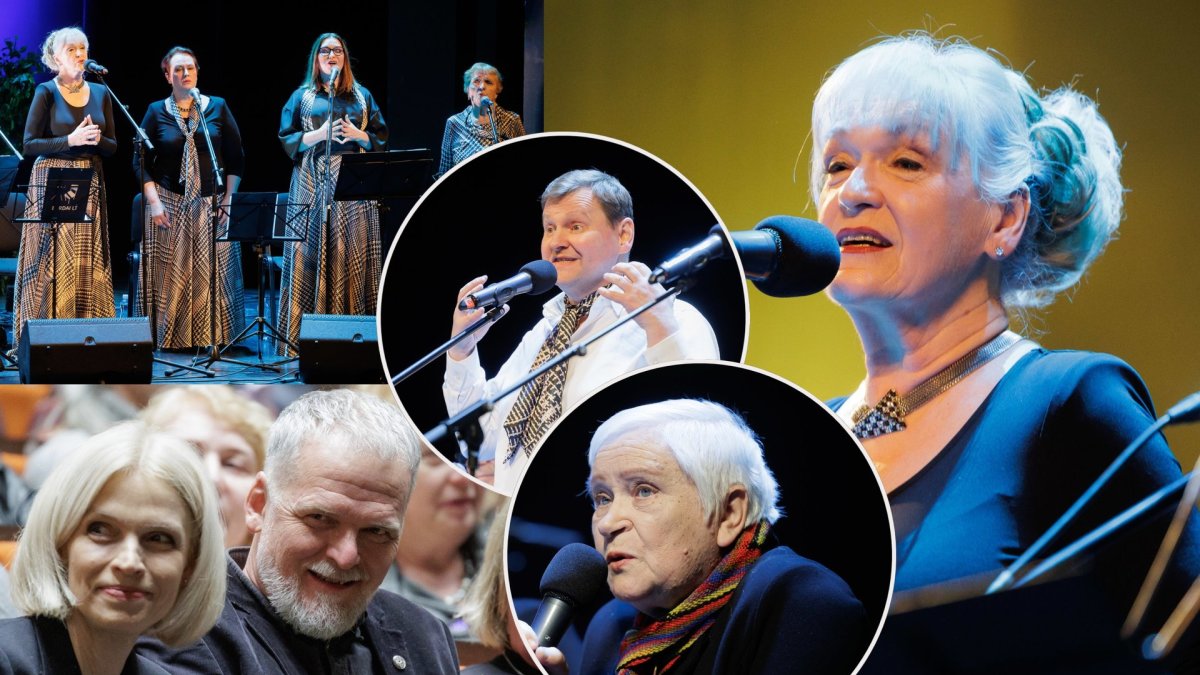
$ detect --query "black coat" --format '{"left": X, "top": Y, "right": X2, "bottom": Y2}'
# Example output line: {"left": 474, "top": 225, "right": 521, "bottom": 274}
{"left": 139, "top": 549, "right": 458, "bottom": 674}
{"left": 578, "top": 547, "right": 869, "bottom": 675}
{"left": 0, "top": 615, "right": 168, "bottom": 674}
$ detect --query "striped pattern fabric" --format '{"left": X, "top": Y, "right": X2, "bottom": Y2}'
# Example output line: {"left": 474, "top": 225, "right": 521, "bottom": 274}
{"left": 275, "top": 88, "right": 380, "bottom": 357}
{"left": 616, "top": 520, "right": 771, "bottom": 674}
{"left": 501, "top": 292, "right": 597, "bottom": 463}
{"left": 11, "top": 156, "right": 115, "bottom": 354}
{"left": 137, "top": 185, "right": 246, "bottom": 348}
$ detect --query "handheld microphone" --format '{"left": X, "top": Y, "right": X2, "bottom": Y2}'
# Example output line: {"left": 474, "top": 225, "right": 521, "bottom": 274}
{"left": 648, "top": 224, "right": 729, "bottom": 285}
{"left": 459, "top": 260, "right": 557, "bottom": 311}
{"left": 83, "top": 59, "right": 109, "bottom": 76}
{"left": 531, "top": 543, "right": 609, "bottom": 647}
{"left": 736, "top": 216, "right": 841, "bottom": 297}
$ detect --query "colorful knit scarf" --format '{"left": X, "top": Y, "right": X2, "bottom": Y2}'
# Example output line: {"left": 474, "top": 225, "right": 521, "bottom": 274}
{"left": 616, "top": 520, "right": 771, "bottom": 674}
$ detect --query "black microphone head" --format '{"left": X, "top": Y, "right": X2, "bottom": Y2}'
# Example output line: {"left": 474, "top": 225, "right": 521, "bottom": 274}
{"left": 539, "top": 543, "right": 609, "bottom": 607}
{"left": 480, "top": 95, "right": 493, "bottom": 107}
{"left": 522, "top": 260, "right": 559, "bottom": 295}
{"left": 751, "top": 216, "right": 840, "bottom": 297}
{"left": 84, "top": 59, "right": 108, "bottom": 75}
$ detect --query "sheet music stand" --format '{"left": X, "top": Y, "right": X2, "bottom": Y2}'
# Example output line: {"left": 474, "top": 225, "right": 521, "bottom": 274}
{"left": 217, "top": 192, "right": 307, "bottom": 368}
{"left": 14, "top": 167, "right": 94, "bottom": 320}
{"left": 333, "top": 148, "right": 433, "bottom": 203}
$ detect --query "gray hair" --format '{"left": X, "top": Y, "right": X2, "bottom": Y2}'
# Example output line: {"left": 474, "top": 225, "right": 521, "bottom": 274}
{"left": 40, "top": 27, "right": 88, "bottom": 73}
{"left": 540, "top": 169, "right": 634, "bottom": 226}
{"left": 811, "top": 32, "right": 1124, "bottom": 308}
{"left": 587, "top": 399, "right": 782, "bottom": 525}
{"left": 11, "top": 422, "right": 226, "bottom": 647}
{"left": 264, "top": 389, "right": 422, "bottom": 505}
{"left": 462, "top": 62, "right": 503, "bottom": 93}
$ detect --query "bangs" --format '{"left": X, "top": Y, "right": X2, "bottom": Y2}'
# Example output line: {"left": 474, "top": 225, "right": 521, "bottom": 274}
{"left": 810, "top": 36, "right": 1013, "bottom": 200}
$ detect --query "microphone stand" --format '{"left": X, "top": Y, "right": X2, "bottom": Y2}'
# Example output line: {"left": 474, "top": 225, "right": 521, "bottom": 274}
{"left": 426, "top": 281, "right": 689, "bottom": 476}
{"left": 484, "top": 102, "right": 498, "bottom": 144}
{"left": 390, "top": 304, "right": 506, "bottom": 386}
{"left": 0, "top": 128, "right": 22, "bottom": 159}
{"left": 318, "top": 77, "right": 337, "bottom": 317}
{"left": 99, "top": 73, "right": 209, "bottom": 377}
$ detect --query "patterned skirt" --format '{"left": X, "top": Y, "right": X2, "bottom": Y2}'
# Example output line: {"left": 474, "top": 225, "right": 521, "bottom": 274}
{"left": 11, "top": 156, "right": 115, "bottom": 353}
{"left": 137, "top": 185, "right": 246, "bottom": 348}
{"left": 276, "top": 151, "right": 381, "bottom": 356}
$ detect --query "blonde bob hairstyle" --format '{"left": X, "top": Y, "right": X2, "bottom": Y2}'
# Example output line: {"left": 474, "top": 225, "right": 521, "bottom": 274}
{"left": 40, "top": 27, "right": 89, "bottom": 73}
{"left": 10, "top": 421, "right": 227, "bottom": 647}
{"left": 459, "top": 501, "right": 510, "bottom": 650}
{"left": 142, "top": 385, "right": 274, "bottom": 471}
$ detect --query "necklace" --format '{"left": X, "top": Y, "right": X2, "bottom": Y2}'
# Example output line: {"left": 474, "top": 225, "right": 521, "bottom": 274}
{"left": 850, "top": 330, "right": 1022, "bottom": 440}
{"left": 56, "top": 76, "right": 84, "bottom": 94}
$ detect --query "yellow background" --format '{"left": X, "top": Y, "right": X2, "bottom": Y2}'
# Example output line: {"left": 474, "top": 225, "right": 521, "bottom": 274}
{"left": 544, "top": 1, "right": 1200, "bottom": 465}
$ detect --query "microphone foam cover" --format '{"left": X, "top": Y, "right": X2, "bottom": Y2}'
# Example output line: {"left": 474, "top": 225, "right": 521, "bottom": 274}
{"left": 522, "top": 260, "right": 559, "bottom": 296}
{"left": 539, "top": 543, "right": 609, "bottom": 607}
{"left": 751, "top": 215, "right": 840, "bottom": 297}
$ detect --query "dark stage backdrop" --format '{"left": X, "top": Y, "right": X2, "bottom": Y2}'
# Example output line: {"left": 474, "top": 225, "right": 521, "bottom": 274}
{"left": 379, "top": 133, "right": 749, "bottom": 458}
{"left": 1, "top": 0, "right": 538, "bottom": 291}
{"left": 506, "top": 362, "right": 893, "bottom": 669}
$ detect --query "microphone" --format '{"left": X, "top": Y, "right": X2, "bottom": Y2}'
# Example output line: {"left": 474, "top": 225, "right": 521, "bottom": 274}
{"left": 648, "top": 225, "right": 729, "bottom": 285}
{"left": 83, "top": 59, "right": 109, "bottom": 76}
{"left": 480, "top": 95, "right": 493, "bottom": 108}
{"left": 188, "top": 88, "right": 201, "bottom": 102}
{"left": 329, "top": 65, "right": 340, "bottom": 85}
{"left": 459, "top": 260, "right": 557, "bottom": 311}
{"left": 531, "top": 543, "right": 609, "bottom": 647}
{"left": 737, "top": 216, "right": 841, "bottom": 297}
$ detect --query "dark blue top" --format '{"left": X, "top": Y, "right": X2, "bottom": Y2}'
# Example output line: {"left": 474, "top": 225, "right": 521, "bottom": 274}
{"left": 278, "top": 85, "right": 387, "bottom": 160}
{"left": 577, "top": 546, "right": 868, "bottom": 675}
{"left": 22, "top": 80, "right": 117, "bottom": 160}
{"left": 0, "top": 615, "right": 167, "bottom": 674}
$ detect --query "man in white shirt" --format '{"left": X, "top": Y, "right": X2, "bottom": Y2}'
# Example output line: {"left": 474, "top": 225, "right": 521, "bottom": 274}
{"left": 443, "top": 169, "right": 719, "bottom": 494}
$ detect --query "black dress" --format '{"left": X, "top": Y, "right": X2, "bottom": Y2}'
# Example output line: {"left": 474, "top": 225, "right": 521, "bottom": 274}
{"left": 136, "top": 95, "right": 246, "bottom": 348}
{"left": 12, "top": 80, "right": 117, "bottom": 353}
{"left": 275, "top": 84, "right": 387, "bottom": 356}
{"left": 0, "top": 615, "right": 168, "bottom": 674}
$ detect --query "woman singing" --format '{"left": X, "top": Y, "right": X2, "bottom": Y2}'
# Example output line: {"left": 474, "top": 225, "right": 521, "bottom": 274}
{"left": 436, "top": 62, "right": 526, "bottom": 178}
{"left": 137, "top": 46, "right": 246, "bottom": 349}
{"left": 12, "top": 27, "right": 116, "bottom": 355}
{"left": 276, "top": 33, "right": 387, "bottom": 357}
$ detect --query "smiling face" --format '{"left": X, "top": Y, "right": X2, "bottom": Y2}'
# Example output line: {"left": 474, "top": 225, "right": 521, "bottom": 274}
{"left": 588, "top": 435, "right": 722, "bottom": 615}
{"left": 541, "top": 188, "right": 633, "bottom": 302}
{"left": 316, "top": 37, "right": 345, "bottom": 80}
{"left": 54, "top": 41, "right": 88, "bottom": 79}
{"left": 247, "top": 437, "right": 409, "bottom": 640}
{"left": 467, "top": 68, "right": 501, "bottom": 107}
{"left": 164, "top": 53, "right": 198, "bottom": 98}
{"left": 817, "top": 125, "right": 1003, "bottom": 316}
{"left": 63, "top": 470, "right": 191, "bottom": 642}
{"left": 161, "top": 409, "right": 258, "bottom": 548}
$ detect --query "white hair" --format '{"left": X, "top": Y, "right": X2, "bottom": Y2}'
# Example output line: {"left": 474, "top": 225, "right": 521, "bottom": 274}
{"left": 264, "top": 389, "right": 422, "bottom": 504}
{"left": 587, "top": 399, "right": 782, "bottom": 525}
{"left": 11, "top": 421, "right": 226, "bottom": 647}
{"left": 811, "top": 32, "right": 1124, "bottom": 308}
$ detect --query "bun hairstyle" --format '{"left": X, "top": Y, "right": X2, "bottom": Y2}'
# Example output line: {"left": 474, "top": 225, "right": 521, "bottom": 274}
{"left": 811, "top": 32, "right": 1124, "bottom": 308}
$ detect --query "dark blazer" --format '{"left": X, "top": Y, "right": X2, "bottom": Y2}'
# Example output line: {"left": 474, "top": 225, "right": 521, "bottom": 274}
{"left": 0, "top": 615, "right": 169, "bottom": 674}
{"left": 578, "top": 547, "right": 869, "bottom": 675}
{"left": 139, "top": 549, "right": 458, "bottom": 674}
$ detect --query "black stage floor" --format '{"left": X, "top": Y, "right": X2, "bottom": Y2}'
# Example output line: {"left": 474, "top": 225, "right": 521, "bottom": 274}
{"left": 0, "top": 290, "right": 377, "bottom": 385}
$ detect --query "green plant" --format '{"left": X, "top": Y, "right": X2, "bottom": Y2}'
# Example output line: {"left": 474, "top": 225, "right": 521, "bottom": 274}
{"left": 0, "top": 38, "right": 42, "bottom": 151}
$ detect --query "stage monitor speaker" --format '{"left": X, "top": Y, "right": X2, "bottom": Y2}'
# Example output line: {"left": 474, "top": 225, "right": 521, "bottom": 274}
{"left": 297, "top": 314, "right": 383, "bottom": 383}
{"left": 18, "top": 317, "right": 153, "bottom": 383}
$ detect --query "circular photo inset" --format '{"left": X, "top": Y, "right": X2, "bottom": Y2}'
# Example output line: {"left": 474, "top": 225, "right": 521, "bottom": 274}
{"left": 379, "top": 133, "right": 749, "bottom": 495}
{"left": 506, "top": 361, "right": 894, "bottom": 675}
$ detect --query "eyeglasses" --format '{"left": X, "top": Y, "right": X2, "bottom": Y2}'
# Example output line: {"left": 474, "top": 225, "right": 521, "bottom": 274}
{"left": 318, "top": 47, "right": 345, "bottom": 56}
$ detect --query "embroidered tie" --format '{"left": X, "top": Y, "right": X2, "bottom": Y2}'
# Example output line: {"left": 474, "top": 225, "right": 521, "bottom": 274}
{"left": 502, "top": 293, "right": 597, "bottom": 462}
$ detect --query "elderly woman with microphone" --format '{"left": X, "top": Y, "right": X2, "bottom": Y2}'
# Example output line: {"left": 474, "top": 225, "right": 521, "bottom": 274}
{"left": 530, "top": 399, "right": 868, "bottom": 675}
{"left": 436, "top": 62, "right": 526, "bottom": 178}
{"left": 136, "top": 46, "right": 246, "bottom": 349}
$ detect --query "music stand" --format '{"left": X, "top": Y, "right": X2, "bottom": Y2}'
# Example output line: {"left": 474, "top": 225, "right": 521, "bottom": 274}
{"left": 333, "top": 148, "right": 434, "bottom": 203}
{"left": 15, "top": 166, "right": 94, "bottom": 320}
{"left": 216, "top": 192, "right": 307, "bottom": 369}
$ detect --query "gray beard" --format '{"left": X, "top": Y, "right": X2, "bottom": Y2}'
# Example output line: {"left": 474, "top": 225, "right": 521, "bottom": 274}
{"left": 255, "top": 542, "right": 372, "bottom": 641}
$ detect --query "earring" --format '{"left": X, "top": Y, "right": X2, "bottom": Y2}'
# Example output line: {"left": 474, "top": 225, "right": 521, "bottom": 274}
{"left": 995, "top": 246, "right": 1005, "bottom": 258}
